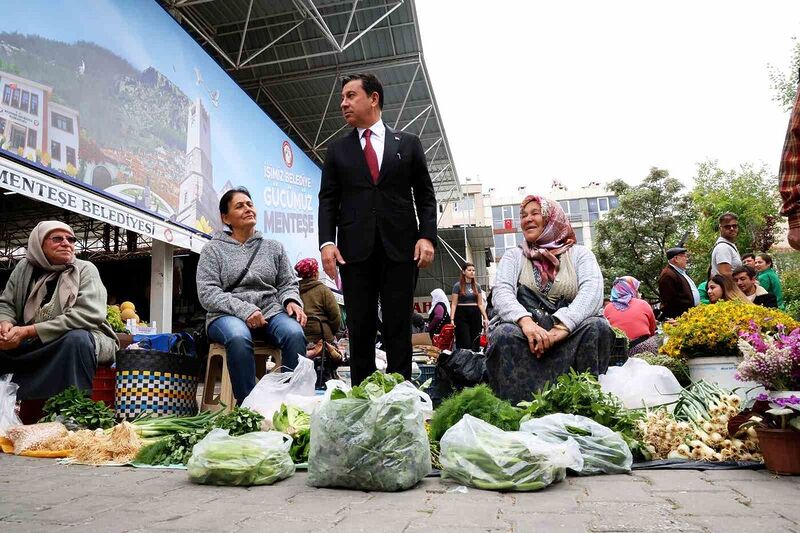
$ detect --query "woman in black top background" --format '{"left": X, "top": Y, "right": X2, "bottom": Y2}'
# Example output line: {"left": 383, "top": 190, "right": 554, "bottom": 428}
{"left": 450, "top": 263, "right": 489, "bottom": 350}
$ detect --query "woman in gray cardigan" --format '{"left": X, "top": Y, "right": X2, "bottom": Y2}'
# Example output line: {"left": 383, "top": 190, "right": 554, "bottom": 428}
{"left": 486, "top": 196, "right": 613, "bottom": 404}
{"left": 0, "top": 221, "right": 118, "bottom": 403}
{"left": 196, "top": 187, "right": 307, "bottom": 404}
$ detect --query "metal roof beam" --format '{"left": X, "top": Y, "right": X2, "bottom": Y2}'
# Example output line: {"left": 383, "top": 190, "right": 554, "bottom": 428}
{"left": 179, "top": 7, "right": 237, "bottom": 69}
{"left": 394, "top": 62, "right": 420, "bottom": 129}
{"left": 258, "top": 83, "right": 322, "bottom": 163}
{"left": 235, "top": 0, "right": 254, "bottom": 67}
{"left": 238, "top": 18, "right": 305, "bottom": 68}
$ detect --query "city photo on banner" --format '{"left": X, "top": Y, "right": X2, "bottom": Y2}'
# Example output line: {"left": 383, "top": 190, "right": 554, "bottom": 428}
{"left": 0, "top": 0, "right": 320, "bottom": 262}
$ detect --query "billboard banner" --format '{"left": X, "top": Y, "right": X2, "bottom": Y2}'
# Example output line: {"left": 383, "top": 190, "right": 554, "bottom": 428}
{"left": 0, "top": 0, "right": 321, "bottom": 263}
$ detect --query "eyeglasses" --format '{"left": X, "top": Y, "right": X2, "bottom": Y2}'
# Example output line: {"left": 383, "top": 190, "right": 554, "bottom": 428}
{"left": 48, "top": 235, "right": 78, "bottom": 245}
{"left": 721, "top": 224, "right": 739, "bottom": 230}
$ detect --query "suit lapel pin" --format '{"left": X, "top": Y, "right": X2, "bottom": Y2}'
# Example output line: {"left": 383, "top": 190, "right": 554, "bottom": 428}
{"left": 394, "top": 135, "right": 400, "bottom": 141}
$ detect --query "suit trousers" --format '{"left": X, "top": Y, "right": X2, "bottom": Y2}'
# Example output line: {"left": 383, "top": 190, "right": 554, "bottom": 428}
{"left": 340, "top": 231, "right": 418, "bottom": 386}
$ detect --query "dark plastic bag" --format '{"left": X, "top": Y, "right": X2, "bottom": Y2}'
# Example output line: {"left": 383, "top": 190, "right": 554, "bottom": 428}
{"left": 430, "top": 349, "right": 487, "bottom": 407}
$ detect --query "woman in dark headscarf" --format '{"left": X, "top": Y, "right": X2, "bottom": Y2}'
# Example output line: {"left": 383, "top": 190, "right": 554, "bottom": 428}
{"left": 295, "top": 257, "right": 341, "bottom": 344}
{"left": 486, "top": 195, "right": 613, "bottom": 404}
{"left": 603, "top": 276, "right": 659, "bottom": 356}
{"left": 0, "top": 221, "right": 118, "bottom": 403}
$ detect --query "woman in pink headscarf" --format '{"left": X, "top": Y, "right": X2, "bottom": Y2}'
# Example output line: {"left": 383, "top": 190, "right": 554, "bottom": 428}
{"left": 603, "top": 276, "right": 658, "bottom": 355}
{"left": 295, "top": 258, "right": 341, "bottom": 344}
{"left": 486, "top": 195, "right": 613, "bottom": 404}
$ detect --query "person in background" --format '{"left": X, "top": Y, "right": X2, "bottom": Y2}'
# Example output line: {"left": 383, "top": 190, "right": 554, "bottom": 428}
{"left": 658, "top": 247, "right": 700, "bottom": 319}
{"left": 603, "top": 276, "right": 658, "bottom": 355}
{"left": 0, "top": 221, "right": 118, "bottom": 421}
{"left": 732, "top": 265, "right": 777, "bottom": 308}
{"left": 450, "top": 262, "right": 488, "bottom": 350}
{"left": 754, "top": 253, "right": 785, "bottom": 310}
{"left": 486, "top": 195, "right": 613, "bottom": 404}
{"left": 295, "top": 257, "right": 341, "bottom": 343}
{"left": 427, "top": 288, "right": 451, "bottom": 335}
{"left": 197, "top": 187, "right": 307, "bottom": 405}
{"left": 741, "top": 253, "right": 756, "bottom": 268}
{"left": 706, "top": 274, "right": 749, "bottom": 304}
{"left": 778, "top": 83, "right": 800, "bottom": 251}
{"left": 710, "top": 212, "right": 741, "bottom": 277}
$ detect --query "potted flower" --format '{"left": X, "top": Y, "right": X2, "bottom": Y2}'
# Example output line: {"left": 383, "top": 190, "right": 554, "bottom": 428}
{"left": 737, "top": 323, "right": 800, "bottom": 395}
{"left": 744, "top": 394, "right": 800, "bottom": 474}
{"left": 661, "top": 302, "right": 797, "bottom": 393}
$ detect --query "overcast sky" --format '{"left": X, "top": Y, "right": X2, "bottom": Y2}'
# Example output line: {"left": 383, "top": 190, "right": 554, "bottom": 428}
{"left": 416, "top": 1, "right": 800, "bottom": 196}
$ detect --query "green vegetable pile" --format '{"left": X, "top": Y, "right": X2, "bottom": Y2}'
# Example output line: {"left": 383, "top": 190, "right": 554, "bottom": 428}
{"left": 106, "top": 305, "right": 127, "bottom": 333}
{"left": 40, "top": 386, "right": 115, "bottom": 430}
{"left": 440, "top": 415, "right": 583, "bottom": 491}
{"left": 428, "top": 384, "right": 524, "bottom": 442}
{"left": 308, "top": 371, "right": 431, "bottom": 491}
{"left": 518, "top": 370, "right": 646, "bottom": 458}
{"left": 134, "top": 406, "right": 264, "bottom": 466}
{"left": 187, "top": 429, "right": 295, "bottom": 486}
{"left": 329, "top": 372, "right": 406, "bottom": 400}
{"left": 520, "top": 413, "right": 633, "bottom": 475}
{"left": 272, "top": 404, "right": 311, "bottom": 463}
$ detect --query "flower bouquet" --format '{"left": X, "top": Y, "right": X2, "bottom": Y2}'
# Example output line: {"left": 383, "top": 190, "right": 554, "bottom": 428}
{"left": 661, "top": 301, "right": 798, "bottom": 359}
{"left": 737, "top": 323, "right": 800, "bottom": 391}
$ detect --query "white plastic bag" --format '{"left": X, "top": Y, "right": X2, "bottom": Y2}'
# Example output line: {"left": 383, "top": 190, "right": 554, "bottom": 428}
{"left": 187, "top": 428, "right": 295, "bottom": 486}
{"left": 439, "top": 415, "right": 583, "bottom": 491}
{"left": 520, "top": 414, "right": 633, "bottom": 475}
{"left": 599, "top": 357, "right": 681, "bottom": 409}
{"left": 0, "top": 374, "right": 22, "bottom": 438}
{"left": 308, "top": 381, "right": 432, "bottom": 491}
{"left": 241, "top": 356, "right": 316, "bottom": 420}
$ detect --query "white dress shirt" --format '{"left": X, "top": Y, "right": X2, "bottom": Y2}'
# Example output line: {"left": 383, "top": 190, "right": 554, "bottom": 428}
{"left": 320, "top": 118, "right": 385, "bottom": 251}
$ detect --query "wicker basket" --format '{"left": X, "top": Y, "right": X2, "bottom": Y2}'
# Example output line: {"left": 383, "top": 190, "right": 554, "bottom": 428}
{"left": 115, "top": 349, "right": 200, "bottom": 421}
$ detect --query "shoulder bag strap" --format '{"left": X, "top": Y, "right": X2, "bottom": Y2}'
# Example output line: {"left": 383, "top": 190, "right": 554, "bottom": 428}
{"left": 224, "top": 239, "right": 264, "bottom": 293}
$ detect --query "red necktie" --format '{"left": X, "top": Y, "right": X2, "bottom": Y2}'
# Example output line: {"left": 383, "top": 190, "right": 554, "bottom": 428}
{"left": 363, "top": 129, "right": 379, "bottom": 183}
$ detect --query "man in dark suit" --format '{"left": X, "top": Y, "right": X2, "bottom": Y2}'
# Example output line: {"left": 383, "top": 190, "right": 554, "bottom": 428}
{"left": 658, "top": 247, "right": 700, "bottom": 320}
{"left": 318, "top": 73, "right": 437, "bottom": 385}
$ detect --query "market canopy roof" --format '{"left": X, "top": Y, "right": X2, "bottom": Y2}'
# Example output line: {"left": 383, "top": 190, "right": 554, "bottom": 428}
{"left": 159, "top": 0, "right": 461, "bottom": 201}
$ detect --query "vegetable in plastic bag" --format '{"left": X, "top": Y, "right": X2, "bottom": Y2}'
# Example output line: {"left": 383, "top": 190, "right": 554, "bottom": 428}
{"left": 187, "top": 429, "right": 295, "bottom": 486}
{"left": 241, "top": 356, "right": 316, "bottom": 421}
{"left": 599, "top": 358, "right": 682, "bottom": 409}
{"left": 307, "top": 380, "right": 432, "bottom": 491}
{"left": 6, "top": 422, "right": 68, "bottom": 455}
{"left": 439, "top": 415, "right": 583, "bottom": 491}
{"left": 0, "top": 374, "right": 22, "bottom": 437}
{"left": 272, "top": 404, "right": 311, "bottom": 463}
{"left": 520, "top": 413, "right": 633, "bottom": 475}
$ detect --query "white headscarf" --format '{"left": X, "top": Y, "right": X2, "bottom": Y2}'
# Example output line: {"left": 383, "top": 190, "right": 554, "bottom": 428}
{"left": 23, "top": 221, "right": 80, "bottom": 324}
{"left": 430, "top": 288, "right": 451, "bottom": 315}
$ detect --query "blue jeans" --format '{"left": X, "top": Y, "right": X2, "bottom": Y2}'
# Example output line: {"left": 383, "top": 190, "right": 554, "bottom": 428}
{"left": 207, "top": 312, "right": 307, "bottom": 404}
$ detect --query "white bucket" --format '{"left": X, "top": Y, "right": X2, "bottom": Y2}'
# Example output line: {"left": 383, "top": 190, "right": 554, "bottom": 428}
{"left": 686, "top": 356, "right": 764, "bottom": 401}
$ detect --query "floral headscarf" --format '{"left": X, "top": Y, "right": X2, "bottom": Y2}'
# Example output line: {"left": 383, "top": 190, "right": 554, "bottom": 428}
{"left": 519, "top": 195, "right": 577, "bottom": 284}
{"left": 610, "top": 276, "right": 640, "bottom": 311}
{"left": 294, "top": 258, "right": 319, "bottom": 279}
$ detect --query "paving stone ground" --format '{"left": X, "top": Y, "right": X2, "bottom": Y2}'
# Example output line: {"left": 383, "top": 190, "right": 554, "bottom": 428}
{"left": 1, "top": 454, "right": 799, "bottom": 532}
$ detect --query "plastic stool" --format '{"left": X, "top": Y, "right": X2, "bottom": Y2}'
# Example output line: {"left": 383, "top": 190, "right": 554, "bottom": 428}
{"left": 201, "top": 342, "right": 281, "bottom": 412}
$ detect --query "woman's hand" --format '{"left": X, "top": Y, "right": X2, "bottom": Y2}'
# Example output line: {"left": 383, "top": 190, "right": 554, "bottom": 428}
{"left": 286, "top": 302, "right": 307, "bottom": 327}
{"left": 246, "top": 310, "right": 267, "bottom": 329}
{"left": 518, "top": 316, "right": 551, "bottom": 357}
{"left": 0, "top": 325, "right": 35, "bottom": 349}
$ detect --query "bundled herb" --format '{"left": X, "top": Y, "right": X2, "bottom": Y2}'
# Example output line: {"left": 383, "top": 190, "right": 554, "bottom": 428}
{"left": 308, "top": 381, "right": 431, "bottom": 491}
{"left": 520, "top": 413, "right": 633, "bottom": 475}
{"left": 518, "top": 370, "right": 646, "bottom": 458}
{"left": 272, "top": 404, "right": 311, "bottom": 463}
{"left": 440, "top": 415, "right": 583, "bottom": 491}
{"left": 40, "top": 386, "right": 115, "bottom": 430}
{"left": 428, "top": 384, "right": 524, "bottom": 442}
{"left": 187, "top": 429, "right": 295, "bottom": 486}
{"left": 106, "top": 305, "right": 127, "bottom": 333}
{"left": 330, "top": 371, "right": 406, "bottom": 400}
{"left": 133, "top": 407, "right": 264, "bottom": 466}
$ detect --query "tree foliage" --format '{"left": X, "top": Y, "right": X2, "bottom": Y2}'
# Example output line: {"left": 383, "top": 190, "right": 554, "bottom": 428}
{"left": 593, "top": 168, "right": 695, "bottom": 300}
{"left": 767, "top": 36, "right": 800, "bottom": 111}
{"left": 686, "top": 160, "right": 780, "bottom": 280}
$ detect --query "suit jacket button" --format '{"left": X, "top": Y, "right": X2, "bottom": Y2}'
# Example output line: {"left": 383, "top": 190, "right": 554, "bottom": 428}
{"left": 371, "top": 209, "right": 376, "bottom": 214}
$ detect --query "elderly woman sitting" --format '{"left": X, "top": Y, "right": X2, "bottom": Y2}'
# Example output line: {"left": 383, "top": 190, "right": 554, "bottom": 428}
{"left": 295, "top": 257, "right": 341, "bottom": 344}
{"left": 603, "top": 276, "right": 659, "bottom": 356}
{"left": 487, "top": 196, "right": 614, "bottom": 403}
{"left": 0, "top": 221, "right": 118, "bottom": 404}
